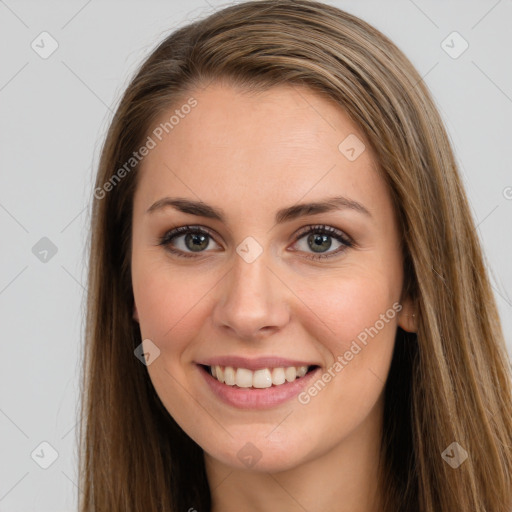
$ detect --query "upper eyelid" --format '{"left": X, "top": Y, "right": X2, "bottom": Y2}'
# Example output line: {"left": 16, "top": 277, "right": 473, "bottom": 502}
{"left": 294, "top": 224, "right": 353, "bottom": 242}
{"left": 162, "top": 223, "right": 348, "bottom": 238}
{"left": 159, "top": 225, "right": 221, "bottom": 250}
{"left": 160, "top": 224, "right": 352, "bottom": 249}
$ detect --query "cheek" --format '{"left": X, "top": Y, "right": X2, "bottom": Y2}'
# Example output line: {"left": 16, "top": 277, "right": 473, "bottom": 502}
{"left": 132, "top": 256, "right": 232, "bottom": 374}
{"left": 297, "top": 269, "right": 400, "bottom": 349}
{"left": 131, "top": 259, "right": 210, "bottom": 418}
{"left": 132, "top": 256, "right": 206, "bottom": 343}
{"left": 294, "top": 271, "right": 399, "bottom": 401}
{"left": 292, "top": 277, "right": 398, "bottom": 438}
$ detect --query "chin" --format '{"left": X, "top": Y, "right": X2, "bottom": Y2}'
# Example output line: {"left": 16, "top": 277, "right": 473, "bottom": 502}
{"left": 205, "top": 433, "right": 314, "bottom": 473}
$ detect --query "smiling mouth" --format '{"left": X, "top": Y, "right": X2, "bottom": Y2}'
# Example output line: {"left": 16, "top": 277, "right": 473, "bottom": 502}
{"left": 199, "top": 364, "right": 320, "bottom": 389}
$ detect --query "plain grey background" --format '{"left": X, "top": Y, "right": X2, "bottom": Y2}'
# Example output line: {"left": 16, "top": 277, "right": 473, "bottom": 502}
{"left": 1, "top": 0, "right": 511, "bottom": 510}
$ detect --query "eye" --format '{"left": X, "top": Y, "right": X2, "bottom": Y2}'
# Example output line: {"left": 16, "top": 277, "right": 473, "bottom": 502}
{"left": 158, "top": 224, "right": 354, "bottom": 260}
{"left": 291, "top": 224, "right": 354, "bottom": 260}
{"left": 158, "top": 225, "right": 220, "bottom": 258}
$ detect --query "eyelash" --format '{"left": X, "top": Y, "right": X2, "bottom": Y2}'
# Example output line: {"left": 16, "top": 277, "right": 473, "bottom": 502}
{"left": 157, "top": 224, "right": 354, "bottom": 261}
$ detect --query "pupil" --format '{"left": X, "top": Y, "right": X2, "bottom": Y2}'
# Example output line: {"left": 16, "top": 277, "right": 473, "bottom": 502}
{"left": 309, "top": 234, "right": 331, "bottom": 253}
{"left": 186, "top": 233, "right": 208, "bottom": 251}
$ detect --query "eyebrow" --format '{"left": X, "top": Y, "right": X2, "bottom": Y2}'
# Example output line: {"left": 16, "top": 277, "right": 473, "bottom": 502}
{"left": 146, "top": 195, "right": 372, "bottom": 223}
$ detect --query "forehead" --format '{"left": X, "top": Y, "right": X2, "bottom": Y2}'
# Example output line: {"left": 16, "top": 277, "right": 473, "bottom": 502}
{"left": 134, "top": 82, "right": 389, "bottom": 221}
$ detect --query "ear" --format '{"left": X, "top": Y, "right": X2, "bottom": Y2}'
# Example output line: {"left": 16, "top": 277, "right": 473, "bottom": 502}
{"left": 133, "top": 302, "right": 139, "bottom": 323}
{"left": 397, "top": 296, "right": 417, "bottom": 333}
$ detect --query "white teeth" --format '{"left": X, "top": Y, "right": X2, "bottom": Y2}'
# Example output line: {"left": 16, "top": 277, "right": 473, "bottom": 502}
{"left": 210, "top": 364, "right": 311, "bottom": 387}
{"left": 235, "top": 368, "right": 253, "bottom": 388}
{"left": 285, "top": 366, "right": 297, "bottom": 382}
{"left": 271, "top": 367, "right": 286, "bottom": 385}
{"left": 253, "top": 369, "right": 272, "bottom": 388}
{"left": 297, "top": 366, "right": 308, "bottom": 377}
{"left": 224, "top": 366, "right": 236, "bottom": 385}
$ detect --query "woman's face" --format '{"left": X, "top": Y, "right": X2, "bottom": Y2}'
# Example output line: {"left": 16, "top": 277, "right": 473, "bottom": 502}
{"left": 131, "top": 82, "right": 415, "bottom": 473}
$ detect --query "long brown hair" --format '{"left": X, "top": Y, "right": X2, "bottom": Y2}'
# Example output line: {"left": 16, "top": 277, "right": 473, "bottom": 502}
{"left": 79, "top": 1, "right": 512, "bottom": 510}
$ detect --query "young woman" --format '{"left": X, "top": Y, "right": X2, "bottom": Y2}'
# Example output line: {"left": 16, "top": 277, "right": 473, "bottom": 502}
{"left": 79, "top": 1, "right": 512, "bottom": 510}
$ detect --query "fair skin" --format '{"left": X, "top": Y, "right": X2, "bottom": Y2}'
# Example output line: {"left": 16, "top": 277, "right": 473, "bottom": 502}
{"left": 131, "top": 81, "right": 416, "bottom": 512}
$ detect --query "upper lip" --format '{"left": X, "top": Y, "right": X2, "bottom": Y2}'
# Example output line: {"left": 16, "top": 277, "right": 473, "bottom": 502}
{"left": 197, "top": 356, "right": 319, "bottom": 371}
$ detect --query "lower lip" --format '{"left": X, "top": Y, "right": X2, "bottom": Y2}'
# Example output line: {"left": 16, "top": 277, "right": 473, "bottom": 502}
{"left": 197, "top": 364, "right": 322, "bottom": 409}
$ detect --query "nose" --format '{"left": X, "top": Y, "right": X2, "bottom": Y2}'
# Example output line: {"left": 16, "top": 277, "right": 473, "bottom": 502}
{"left": 211, "top": 245, "right": 291, "bottom": 341}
